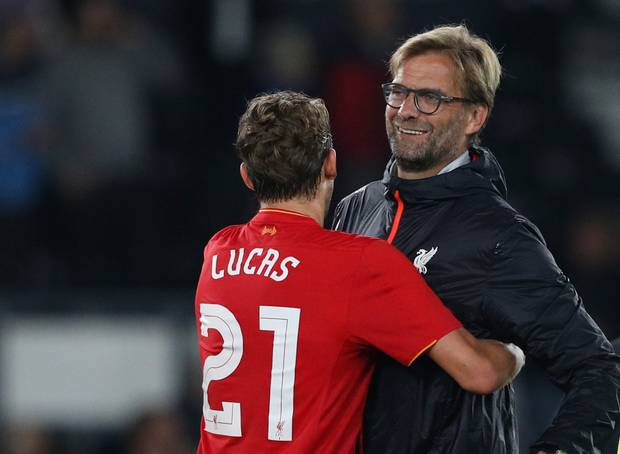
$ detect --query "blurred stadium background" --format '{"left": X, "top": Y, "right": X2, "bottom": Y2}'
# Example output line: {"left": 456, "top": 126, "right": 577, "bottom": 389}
{"left": 0, "top": 0, "right": 618, "bottom": 453}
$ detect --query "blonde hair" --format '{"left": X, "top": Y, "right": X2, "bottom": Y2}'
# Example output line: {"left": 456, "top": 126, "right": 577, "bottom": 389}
{"left": 390, "top": 24, "right": 501, "bottom": 114}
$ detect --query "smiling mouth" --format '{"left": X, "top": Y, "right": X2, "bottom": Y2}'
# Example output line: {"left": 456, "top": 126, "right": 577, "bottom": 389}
{"left": 396, "top": 126, "right": 429, "bottom": 135}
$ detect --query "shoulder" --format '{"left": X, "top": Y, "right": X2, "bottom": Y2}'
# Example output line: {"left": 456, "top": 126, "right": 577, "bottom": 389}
{"left": 333, "top": 180, "right": 386, "bottom": 230}
{"left": 488, "top": 210, "right": 562, "bottom": 278}
{"left": 204, "top": 224, "right": 244, "bottom": 252}
{"left": 497, "top": 211, "right": 547, "bottom": 248}
{"left": 316, "top": 229, "right": 411, "bottom": 274}
{"left": 338, "top": 180, "right": 385, "bottom": 210}
{"left": 316, "top": 226, "right": 390, "bottom": 254}
{"left": 210, "top": 224, "right": 244, "bottom": 241}
{"left": 464, "top": 191, "right": 544, "bottom": 242}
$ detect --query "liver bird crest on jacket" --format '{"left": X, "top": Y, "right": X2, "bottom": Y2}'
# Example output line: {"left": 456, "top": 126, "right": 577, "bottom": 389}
{"left": 413, "top": 247, "right": 438, "bottom": 275}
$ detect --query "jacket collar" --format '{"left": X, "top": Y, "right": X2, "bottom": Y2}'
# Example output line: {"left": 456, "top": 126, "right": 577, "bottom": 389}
{"left": 381, "top": 146, "right": 508, "bottom": 203}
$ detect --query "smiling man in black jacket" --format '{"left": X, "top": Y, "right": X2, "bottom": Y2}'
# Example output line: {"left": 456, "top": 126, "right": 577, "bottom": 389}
{"left": 332, "top": 24, "right": 620, "bottom": 454}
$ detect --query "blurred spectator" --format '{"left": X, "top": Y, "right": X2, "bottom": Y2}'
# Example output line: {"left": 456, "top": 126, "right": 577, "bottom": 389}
{"left": 40, "top": 0, "right": 184, "bottom": 284}
{"left": 208, "top": 0, "right": 251, "bottom": 65}
{"left": 563, "top": 9, "right": 620, "bottom": 170}
{"left": 565, "top": 204, "right": 620, "bottom": 339}
{"left": 323, "top": 0, "right": 404, "bottom": 203}
{"left": 252, "top": 20, "right": 318, "bottom": 94}
{"left": 0, "top": 8, "right": 49, "bottom": 284}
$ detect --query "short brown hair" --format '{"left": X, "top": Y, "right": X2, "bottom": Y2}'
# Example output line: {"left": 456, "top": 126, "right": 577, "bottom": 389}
{"left": 390, "top": 25, "right": 501, "bottom": 141}
{"left": 235, "top": 91, "right": 332, "bottom": 203}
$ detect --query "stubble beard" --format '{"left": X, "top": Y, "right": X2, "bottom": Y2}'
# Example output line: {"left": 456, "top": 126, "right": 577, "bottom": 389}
{"left": 388, "top": 114, "right": 467, "bottom": 174}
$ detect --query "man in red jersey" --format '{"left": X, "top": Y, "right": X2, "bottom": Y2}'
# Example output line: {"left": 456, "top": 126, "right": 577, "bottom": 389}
{"left": 194, "top": 91, "right": 524, "bottom": 454}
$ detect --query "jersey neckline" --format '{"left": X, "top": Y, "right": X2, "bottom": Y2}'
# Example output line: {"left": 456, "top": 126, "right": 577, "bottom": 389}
{"left": 259, "top": 208, "right": 314, "bottom": 219}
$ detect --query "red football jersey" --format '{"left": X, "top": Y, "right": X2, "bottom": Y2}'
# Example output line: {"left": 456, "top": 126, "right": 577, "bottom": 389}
{"left": 194, "top": 208, "right": 461, "bottom": 454}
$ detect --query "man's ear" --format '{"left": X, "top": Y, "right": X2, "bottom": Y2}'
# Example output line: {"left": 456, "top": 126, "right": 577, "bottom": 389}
{"left": 465, "top": 104, "right": 489, "bottom": 136}
{"left": 323, "top": 148, "right": 337, "bottom": 181}
{"left": 240, "top": 163, "right": 255, "bottom": 191}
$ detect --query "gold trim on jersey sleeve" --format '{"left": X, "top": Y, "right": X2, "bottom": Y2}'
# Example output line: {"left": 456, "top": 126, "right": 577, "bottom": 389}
{"left": 407, "top": 339, "right": 438, "bottom": 366}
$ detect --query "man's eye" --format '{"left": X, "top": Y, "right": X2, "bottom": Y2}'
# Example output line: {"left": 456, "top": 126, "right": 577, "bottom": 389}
{"left": 420, "top": 91, "right": 441, "bottom": 102}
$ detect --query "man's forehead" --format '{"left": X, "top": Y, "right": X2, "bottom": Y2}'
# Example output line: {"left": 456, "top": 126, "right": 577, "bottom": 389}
{"left": 394, "top": 52, "right": 461, "bottom": 91}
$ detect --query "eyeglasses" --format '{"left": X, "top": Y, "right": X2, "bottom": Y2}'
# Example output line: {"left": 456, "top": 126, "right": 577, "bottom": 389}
{"left": 382, "top": 82, "right": 473, "bottom": 115}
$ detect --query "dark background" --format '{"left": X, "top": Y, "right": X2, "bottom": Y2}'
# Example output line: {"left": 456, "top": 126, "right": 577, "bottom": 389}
{"left": 0, "top": 0, "right": 618, "bottom": 453}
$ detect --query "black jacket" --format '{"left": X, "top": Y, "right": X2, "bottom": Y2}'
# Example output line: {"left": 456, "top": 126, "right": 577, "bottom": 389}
{"left": 332, "top": 147, "right": 620, "bottom": 454}
{"left": 604, "top": 338, "right": 620, "bottom": 454}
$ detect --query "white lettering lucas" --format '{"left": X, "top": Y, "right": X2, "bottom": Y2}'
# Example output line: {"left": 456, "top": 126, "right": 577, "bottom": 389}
{"left": 211, "top": 248, "right": 300, "bottom": 282}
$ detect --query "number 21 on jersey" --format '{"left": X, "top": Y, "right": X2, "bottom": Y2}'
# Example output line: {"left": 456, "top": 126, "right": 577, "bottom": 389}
{"left": 199, "top": 303, "right": 301, "bottom": 441}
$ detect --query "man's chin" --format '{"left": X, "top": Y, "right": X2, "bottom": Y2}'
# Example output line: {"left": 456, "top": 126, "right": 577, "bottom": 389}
{"left": 393, "top": 153, "right": 439, "bottom": 173}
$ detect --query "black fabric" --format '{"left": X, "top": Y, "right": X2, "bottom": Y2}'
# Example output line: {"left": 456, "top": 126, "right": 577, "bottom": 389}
{"left": 332, "top": 147, "right": 620, "bottom": 454}
{"left": 603, "top": 338, "right": 620, "bottom": 454}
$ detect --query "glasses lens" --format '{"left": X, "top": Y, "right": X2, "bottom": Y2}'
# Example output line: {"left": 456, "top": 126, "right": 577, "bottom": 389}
{"left": 415, "top": 91, "right": 441, "bottom": 114}
{"left": 384, "top": 84, "right": 406, "bottom": 107}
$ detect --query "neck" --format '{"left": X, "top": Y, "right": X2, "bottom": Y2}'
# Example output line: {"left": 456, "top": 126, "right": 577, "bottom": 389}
{"left": 260, "top": 198, "right": 326, "bottom": 226}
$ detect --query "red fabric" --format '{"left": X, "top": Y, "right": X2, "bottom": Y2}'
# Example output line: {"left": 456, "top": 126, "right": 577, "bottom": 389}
{"left": 195, "top": 209, "right": 461, "bottom": 453}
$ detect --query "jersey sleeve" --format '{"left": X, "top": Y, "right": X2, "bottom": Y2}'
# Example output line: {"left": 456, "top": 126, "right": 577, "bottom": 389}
{"left": 347, "top": 240, "right": 462, "bottom": 366}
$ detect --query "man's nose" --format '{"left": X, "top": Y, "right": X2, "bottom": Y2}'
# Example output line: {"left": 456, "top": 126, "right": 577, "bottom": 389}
{"left": 398, "top": 93, "right": 420, "bottom": 118}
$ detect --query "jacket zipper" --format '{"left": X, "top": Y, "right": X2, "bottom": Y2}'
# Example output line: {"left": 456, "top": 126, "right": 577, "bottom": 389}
{"left": 386, "top": 190, "right": 405, "bottom": 244}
